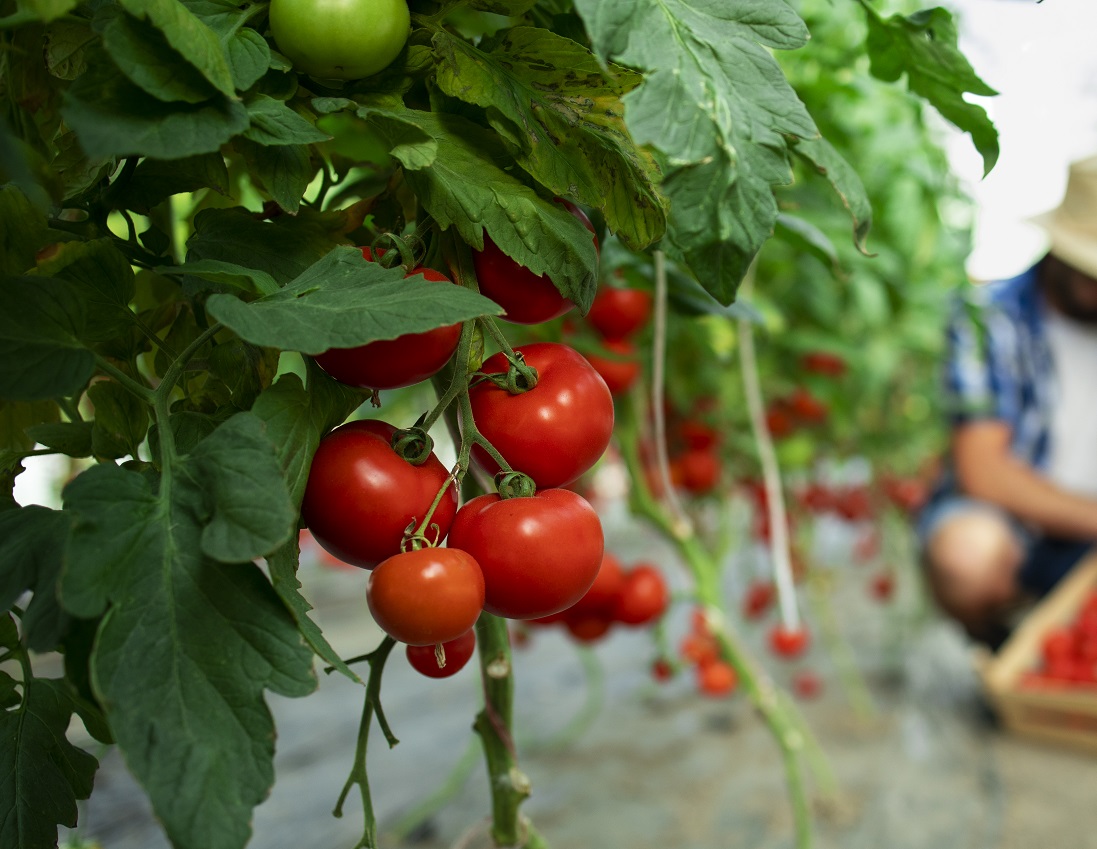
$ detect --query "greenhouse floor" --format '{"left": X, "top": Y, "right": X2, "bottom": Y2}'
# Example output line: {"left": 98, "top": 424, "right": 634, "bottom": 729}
{"left": 61, "top": 502, "right": 1097, "bottom": 849}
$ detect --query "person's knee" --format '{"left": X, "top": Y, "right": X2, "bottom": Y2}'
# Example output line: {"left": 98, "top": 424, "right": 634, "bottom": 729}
{"left": 925, "top": 510, "right": 1023, "bottom": 623}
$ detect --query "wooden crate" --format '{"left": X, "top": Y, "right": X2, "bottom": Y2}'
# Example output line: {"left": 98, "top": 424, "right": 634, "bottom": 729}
{"left": 980, "top": 551, "right": 1097, "bottom": 754}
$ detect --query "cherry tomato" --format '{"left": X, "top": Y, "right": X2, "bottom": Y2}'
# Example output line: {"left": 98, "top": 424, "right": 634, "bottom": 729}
{"left": 446, "top": 487, "right": 604, "bottom": 620}
{"left": 768, "top": 624, "right": 811, "bottom": 659}
{"left": 582, "top": 337, "right": 641, "bottom": 396}
{"left": 405, "top": 629, "right": 477, "bottom": 679}
{"left": 473, "top": 200, "right": 596, "bottom": 325}
{"left": 367, "top": 547, "right": 484, "bottom": 645}
{"left": 678, "top": 448, "right": 721, "bottom": 495}
{"left": 313, "top": 249, "right": 461, "bottom": 390}
{"left": 269, "top": 0, "right": 410, "bottom": 81}
{"left": 675, "top": 418, "right": 720, "bottom": 451}
{"left": 741, "top": 580, "right": 776, "bottom": 620}
{"left": 765, "top": 404, "right": 795, "bottom": 439}
{"left": 696, "top": 660, "right": 737, "bottom": 697}
{"left": 869, "top": 572, "right": 895, "bottom": 602}
{"left": 584, "top": 286, "right": 652, "bottom": 341}
{"left": 564, "top": 611, "right": 613, "bottom": 643}
{"left": 787, "top": 388, "right": 828, "bottom": 424}
{"left": 651, "top": 657, "right": 675, "bottom": 683}
{"left": 301, "top": 419, "right": 458, "bottom": 568}
{"left": 791, "top": 669, "right": 823, "bottom": 700}
{"left": 469, "top": 342, "right": 614, "bottom": 489}
{"left": 612, "top": 564, "right": 669, "bottom": 626}
{"left": 800, "top": 351, "right": 847, "bottom": 377}
{"left": 679, "top": 633, "right": 719, "bottom": 667}
{"left": 568, "top": 552, "right": 627, "bottom": 617}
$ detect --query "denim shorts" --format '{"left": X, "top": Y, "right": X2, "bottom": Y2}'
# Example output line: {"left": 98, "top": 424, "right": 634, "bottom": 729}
{"left": 916, "top": 492, "right": 1095, "bottom": 598}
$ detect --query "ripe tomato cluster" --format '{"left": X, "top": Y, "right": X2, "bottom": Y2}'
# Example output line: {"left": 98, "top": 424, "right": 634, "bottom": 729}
{"left": 526, "top": 552, "right": 669, "bottom": 643}
{"left": 577, "top": 282, "right": 653, "bottom": 396}
{"left": 1022, "top": 590, "right": 1097, "bottom": 687}
{"left": 641, "top": 411, "right": 723, "bottom": 499}
{"left": 680, "top": 608, "right": 738, "bottom": 698}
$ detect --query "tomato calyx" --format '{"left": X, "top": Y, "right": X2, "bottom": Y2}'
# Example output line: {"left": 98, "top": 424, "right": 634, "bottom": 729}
{"left": 495, "top": 470, "right": 537, "bottom": 500}
{"left": 475, "top": 353, "right": 539, "bottom": 395}
{"left": 390, "top": 425, "right": 434, "bottom": 466}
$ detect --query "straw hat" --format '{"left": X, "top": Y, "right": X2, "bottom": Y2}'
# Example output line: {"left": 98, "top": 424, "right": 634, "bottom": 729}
{"left": 1031, "top": 154, "right": 1097, "bottom": 279}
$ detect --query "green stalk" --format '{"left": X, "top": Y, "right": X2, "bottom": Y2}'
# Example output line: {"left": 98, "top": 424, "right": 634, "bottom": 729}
{"left": 472, "top": 613, "right": 547, "bottom": 849}
{"left": 805, "top": 574, "right": 877, "bottom": 722}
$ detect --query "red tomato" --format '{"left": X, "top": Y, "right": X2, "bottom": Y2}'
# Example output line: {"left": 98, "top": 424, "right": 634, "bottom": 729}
{"left": 787, "top": 387, "right": 828, "bottom": 424}
{"left": 301, "top": 419, "right": 458, "bottom": 568}
{"left": 768, "top": 623, "right": 811, "bottom": 659}
{"left": 469, "top": 342, "right": 614, "bottom": 489}
{"left": 584, "top": 286, "right": 652, "bottom": 341}
{"left": 612, "top": 564, "right": 669, "bottom": 626}
{"left": 679, "top": 633, "right": 719, "bottom": 667}
{"left": 651, "top": 657, "right": 675, "bottom": 683}
{"left": 569, "top": 552, "right": 627, "bottom": 617}
{"left": 765, "top": 404, "right": 795, "bottom": 439}
{"left": 791, "top": 669, "right": 823, "bottom": 700}
{"left": 800, "top": 351, "right": 847, "bottom": 377}
{"left": 313, "top": 249, "right": 461, "bottom": 389}
{"left": 564, "top": 611, "right": 613, "bottom": 643}
{"left": 405, "top": 629, "right": 477, "bottom": 679}
{"left": 697, "top": 660, "right": 737, "bottom": 697}
{"left": 741, "top": 580, "right": 776, "bottom": 620}
{"left": 869, "top": 572, "right": 895, "bottom": 602}
{"left": 583, "top": 337, "right": 641, "bottom": 396}
{"left": 446, "top": 488, "right": 604, "bottom": 619}
{"left": 473, "top": 200, "right": 596, "bottom": 325}
{"left": 835, "top": 486, "right": 874, "bottom": 523}
{"left": 675, "top": 418, "right": 720, "bottom": 451}
{"left": 367, "top": 547, "right": 485, "bottom": 645}
{"left": 678, "top": 448, "right": 721, "bottom": 495}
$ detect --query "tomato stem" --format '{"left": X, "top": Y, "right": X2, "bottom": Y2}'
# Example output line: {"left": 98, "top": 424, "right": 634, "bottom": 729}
{"left": 476, "top": 317, "right": 539, "bottom": 391}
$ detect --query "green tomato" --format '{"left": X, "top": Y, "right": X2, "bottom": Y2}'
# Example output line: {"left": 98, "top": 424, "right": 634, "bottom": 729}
{"left": 269, "top": 0, "right": 410, "bottom": 81}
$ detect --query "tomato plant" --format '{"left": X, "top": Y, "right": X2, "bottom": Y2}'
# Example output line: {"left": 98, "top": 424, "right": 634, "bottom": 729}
{"left": 474, "top": 200, "right": 597, "bottom": 325}
{"left": 301, "top": 420, "right": 458, "bottom": 568}
{"left": 268, "top": 0, "right": 411, "bottom": 81}
{"left": 406, "top": 629, "right": 477, "bottom": 679}
{"left": 469, "top": 342, "right": 615, "bottom": 488}
{"left": 768, "top": 625, "right": 811, "bottom": 660}
{"left": 367, "top": 547, "right": 485, "bottom": 645}
{"left": 446, "top": 487, "right": 604, "bottom": 619}
{"left": 313, "top": 250, "right": 461, "bottom": 390}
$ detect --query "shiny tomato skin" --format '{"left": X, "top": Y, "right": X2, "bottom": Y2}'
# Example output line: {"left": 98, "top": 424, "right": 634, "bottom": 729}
{"left": 269, "top": 0, "right": 410, "bottom": 81}
{"left": 301, "top": 419, "right": 458, "bottom": 569}
{"left": 564, "top": 611, "right": 613, "bottom": 643}
{"left": 313, "top": 251, "right": 461, "bottom": 390}
{"left": 612, "top": 564, "right": 669, "bottom": 626}
{"left": 583, "top": 338, "right": 641, "bottom": 396}
{"left": 367, "top": 548, "right": 484, "bottom": 645}
{"left": 405, "top": 629, "right": 477, "bottom": 679}
{"left": 446, "top": 488, "right": 604, "bottom": 620}
{"left": 568, "top": 552, "right": 627, "bottom": 617}
{"left": 585, "top": 286, "right": 652, "bottom": 341}
{"left": 469, "top": 342, "right": 614, "bottom": 489}
{"left": 473, "top": 201, "right": 596, "bottom": 325}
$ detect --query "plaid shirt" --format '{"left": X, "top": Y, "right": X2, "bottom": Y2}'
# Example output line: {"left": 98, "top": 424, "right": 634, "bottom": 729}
{"left": 943, "top": 261, "right": 1055, "bottom": 470}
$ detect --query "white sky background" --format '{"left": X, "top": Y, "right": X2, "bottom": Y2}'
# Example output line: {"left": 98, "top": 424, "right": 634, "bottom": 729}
{"left": 942, "top": 0, "right": 1097, "bottom": 281}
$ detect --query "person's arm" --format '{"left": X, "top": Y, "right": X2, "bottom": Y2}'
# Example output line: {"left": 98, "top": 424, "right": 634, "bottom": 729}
{"left": 953, "top": 420, "right": 1097, "bottom": 539}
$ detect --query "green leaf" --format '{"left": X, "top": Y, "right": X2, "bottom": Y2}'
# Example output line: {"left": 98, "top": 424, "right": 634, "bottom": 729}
{"left": 251, "top": 371, "right": 360, "bottom": 508}
{"left": 575, "top": 0, "right": 819, "bottom": 304}
{"left": 243, "top": 94, "right": 330, "bottom": 146}
{"left": 0, "top": 671, "right": 18, "bottom": 710}
{"left": 49, "top": 130, "right": 115, "bottom": 202}
{"left": 234, "top": 138, "right": 315, "bottom": 215}
{"left": 59, "top": 424, "right": 313, "bottom": 849}
{"left": 159, "top": 258, "right": 280, "bottom": 297}
{"left": 206, "top": 245, "right": 502, "bottom": 354}
{"left": 1, "top": 399, "right": 59, "bottom": 453}
{"left": 186, "top": 206, "right": 352, "bottom": 285}
{"left": 0, "top": 277, "right": 94, "bottom": 402}
{"left": 98, "top": 5, "right": 220, "bottom": 104}
{"left": 43, "top": 19, "right": 96, "bottom": 80}
{"left": 432, "top": 28, "right": 665, "bottom": 251}
{"left": 25, "top": 421, "right": 94, "bottom": 458}
{"left": 117, "top": 0, "right": 236, "bottom": 96}
{"left": 34, "top": 239, "right": 138, "bottom": 343}
{"left": 773, "top": 213, "right": 841, "bottom": 276}
{"left": 791, "top": 136, "right": 873, "bottom": 255}
{"left": 469, "top": 0, "right": 537, "bottom": 13}
{"left": 62, "top": 57, "right": 250, "bottom": 160}
{"left": 858, "top": 2, "right": 998, "bottom": 176}
{"left": 0, "top": 506, "right": 71, "bottom": 652}
{"left": 113, "top": 152, "right": 230, "bottom": 213}
{"left": 87, "top": 380, "right": 149, "bottom": 460}
{"left": 268, "top": 535, "right": 363, "bottom": 684}
{"left": 0, "top": 678, "right": 97, "bottom": 849}
{"left": 354, "top": 100, "right": 437, "bottom": 170}
{"left": 181, "top": 0, "right": 272, "bottom": 91}
{"left": 363, "top": 107, "right": 600, "bottom": 311}
{"left": 0, "top": 185, "right": 49, "bottom": 277}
